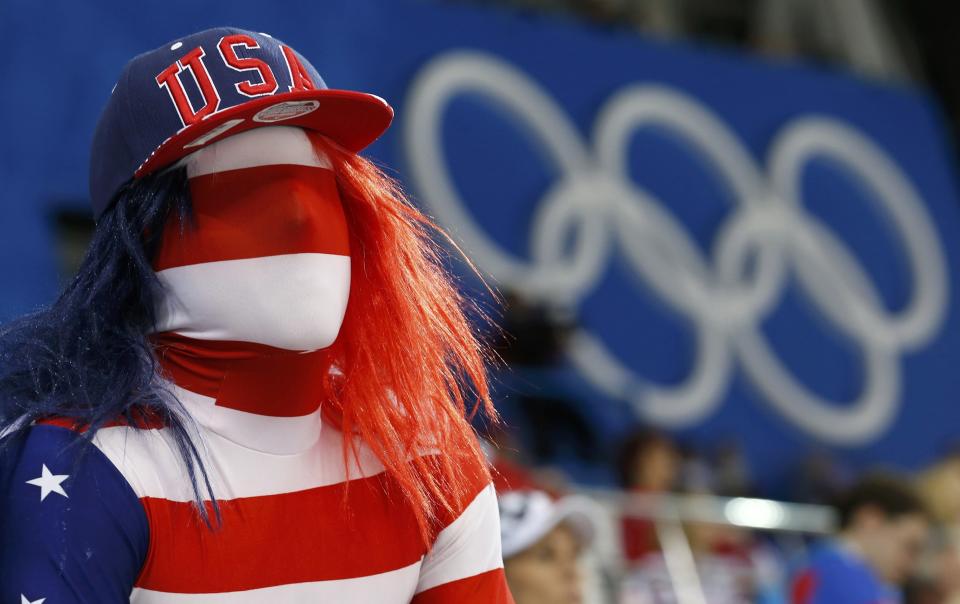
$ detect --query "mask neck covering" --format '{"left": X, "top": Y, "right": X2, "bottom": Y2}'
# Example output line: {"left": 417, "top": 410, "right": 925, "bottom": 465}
{"left": 148, "top": 126, "right": 350, "bottom": 452}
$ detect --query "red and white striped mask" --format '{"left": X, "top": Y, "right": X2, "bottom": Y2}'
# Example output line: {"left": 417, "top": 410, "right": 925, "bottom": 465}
{"left": 151, "top": 126, "right": 350, "bottom": 352}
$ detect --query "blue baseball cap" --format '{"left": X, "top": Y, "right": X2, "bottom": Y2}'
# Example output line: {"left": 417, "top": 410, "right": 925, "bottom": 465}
{"left": 89, "top": 26, "right": 394, "bottom": 218}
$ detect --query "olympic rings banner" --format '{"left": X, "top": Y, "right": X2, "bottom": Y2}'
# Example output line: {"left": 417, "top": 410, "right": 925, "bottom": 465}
{"left": 4, "top": 0, "right": 960, "bottom": 484}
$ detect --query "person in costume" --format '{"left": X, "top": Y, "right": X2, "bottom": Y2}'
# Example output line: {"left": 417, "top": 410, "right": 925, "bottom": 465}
{"left": 0, "top": 27, "right": 513, "bottom": 603}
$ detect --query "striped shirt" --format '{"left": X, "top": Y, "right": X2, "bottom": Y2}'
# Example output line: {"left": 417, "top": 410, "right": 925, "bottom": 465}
{"left": 1, "top": 365, "right": 511, "bottom": 603}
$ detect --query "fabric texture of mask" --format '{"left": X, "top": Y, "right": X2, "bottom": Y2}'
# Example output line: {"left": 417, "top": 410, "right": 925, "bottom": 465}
{"left": 152, "top": 125, "right": 351, "bottom": 352}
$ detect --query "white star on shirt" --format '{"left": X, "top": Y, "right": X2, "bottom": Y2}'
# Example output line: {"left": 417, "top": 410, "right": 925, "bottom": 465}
{"left": 22, "top": 595, "right": 46, "bottom": 604}
{"left": 25, "top": 464, "right": 69, "bottom": 501}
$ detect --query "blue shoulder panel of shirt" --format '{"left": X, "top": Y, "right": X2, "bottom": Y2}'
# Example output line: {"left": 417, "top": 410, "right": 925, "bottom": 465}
{"left": 0, "top": 424, "right": 149, "bottom": 603}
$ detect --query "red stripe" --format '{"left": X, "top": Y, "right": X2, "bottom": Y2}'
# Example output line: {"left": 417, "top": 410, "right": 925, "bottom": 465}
{"left": 790, "top": 569, "right": 818, "bottom": 604}
{"left": 135, "top": 458, "right": 495, "bottom": 593}
{"left": 36, "top": 408, "right": 167, "bottom": 432}
{"left": 150, "top": 332, "right": 329, "bottom": 417}
{"left": 152, "top": 164, "right": 349, "bottom": 272}
{"left": 136, "top": 470, "right": 426, "bottom": 592}
{"left": 411, "top": 569, "right": 515, "bottom": 604}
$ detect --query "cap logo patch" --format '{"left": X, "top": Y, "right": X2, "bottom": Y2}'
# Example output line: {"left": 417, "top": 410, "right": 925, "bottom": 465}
{"left": 253, "top": 100, "right": 320, "bottom": 123}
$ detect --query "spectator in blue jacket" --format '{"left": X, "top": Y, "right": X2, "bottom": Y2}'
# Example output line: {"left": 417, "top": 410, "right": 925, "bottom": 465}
{"left": 791, "top": 473, "right": 930, "bottom": 604}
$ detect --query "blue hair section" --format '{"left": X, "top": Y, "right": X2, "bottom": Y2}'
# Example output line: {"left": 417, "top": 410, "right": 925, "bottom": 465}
{"left": 0, "top": 166, "right": 220, "bottom": 526}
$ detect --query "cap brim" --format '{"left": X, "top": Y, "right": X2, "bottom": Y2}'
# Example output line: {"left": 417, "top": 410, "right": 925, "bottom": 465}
{"left": 502, "top": 495, "right": 597, "bottom": 558}
{"left": 134, "top": 88, "right": 393, "bottom": 179}
{"left": 552, "top": 496, "right": 596, "bottom": 549}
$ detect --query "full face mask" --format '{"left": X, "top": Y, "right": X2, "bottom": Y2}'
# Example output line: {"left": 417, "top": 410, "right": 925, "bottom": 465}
{"left": 151, "top": 125, "right": 351, "bottom": 352}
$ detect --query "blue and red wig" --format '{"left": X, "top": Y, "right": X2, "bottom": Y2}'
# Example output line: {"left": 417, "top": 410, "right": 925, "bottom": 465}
{"left": 0, "top": 131, "right": 498, "bottom": 541}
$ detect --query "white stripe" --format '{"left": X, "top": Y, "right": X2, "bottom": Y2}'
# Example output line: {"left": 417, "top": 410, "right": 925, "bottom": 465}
{"left": 415, "top": 484, "right": 505, "bottom": 594}
{"left": 130, "top": 561, "right": 421, "bottom": 603}
{"left": 154, "top": 253, "right": 350, "bottom": 351}
{"left": 173, "top": 125, "right": 332, "bottom": 177}
{"left": 164, "top": 383, "right": 322, "bottom": 455}
{"left": 92, "top": 412, "right": 386, "bottom": 502}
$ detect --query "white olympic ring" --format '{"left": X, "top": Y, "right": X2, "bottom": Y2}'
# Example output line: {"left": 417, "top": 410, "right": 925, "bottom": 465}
{"left": 402, "top": 50, "right": 949, "bottom": 445}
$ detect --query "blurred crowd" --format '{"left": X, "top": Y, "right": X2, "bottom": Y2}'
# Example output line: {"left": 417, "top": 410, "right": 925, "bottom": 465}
{"left": 484, "top": 293, "right": 960, "bottom": 603}
{"left": 455, "top": 0, "right": 960, "bottom": 163}
{"left": 464, "top": 2, "right": 960, "bottom": 596}
{"left": 488, "top": 420, "right": 960, "bottom": 604}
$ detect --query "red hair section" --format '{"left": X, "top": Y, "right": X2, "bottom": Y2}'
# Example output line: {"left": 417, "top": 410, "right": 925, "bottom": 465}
{"left": 307, "top": 131, "right": 499, "bottom": 543}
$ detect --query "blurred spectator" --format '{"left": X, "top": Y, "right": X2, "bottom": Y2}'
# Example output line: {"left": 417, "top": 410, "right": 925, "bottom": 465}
{"left": 619, "top": 520, "right": 760, "bottom": 603}
{"left": 911, "top": 451, "right": 960, "bottom": 604}
{"left": 482, "top": 432, "right": 542, "bottom": 494}
{"left": 712, "top": 440, "right": 755, "bottom": 498}
{"left": 619, "top": 486, "right": 771, "bottom": 602}
{"left": 751, "top": 0, "right": 920, "bottom": 81}
{"left": 498, "top": 489, "right": 596, "bottom": 604}
{"left": 494, "top": 290, "right": 572, "bottom": 367}
{"left": 916, "top": 451, "right": 960, "bottom": 527}
{"left": 790, "top": 473, "right": 930, "bottom": 604}
{"left": 791, "top": 449, "right": 855, "bottom": 505}
{"left": 492, "top": 291, "right": 601, "bottom": 466}
{"left": 617, "top": 430, "right": 681, "bottom": 495}
{"left": 469, "top": 0, "right": 922, "bottom": 83}
{"left": 679, "top": 444, "right": 716, "bottom": 494}
{"left": 481, "top": 426, "right": 572, "bottom": 496}
{"left": 617, "top": 430, "right": 682, "bottom": 563}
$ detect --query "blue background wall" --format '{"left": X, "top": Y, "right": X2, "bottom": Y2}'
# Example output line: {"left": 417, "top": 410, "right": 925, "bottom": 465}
{"left": 3, "top": 0, "right": 960, "bottom": 489}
